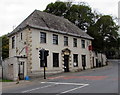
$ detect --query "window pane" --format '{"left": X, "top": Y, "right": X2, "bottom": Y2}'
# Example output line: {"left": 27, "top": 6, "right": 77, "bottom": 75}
{"left": 81, "top": 40, "right": 85, "bottom": 48}
{"left": 73, "top": 38, "right": 77, "bottom": 47}
{"left": 53, "top": 34, "right": 58, "bottom": 45}
{"left": 53, "top": 53, "right": 59, "bottom": 67}
{"left": 64, "top": 36, "right": 68, "bottom": 46}
{"left": 21, "top": 33, "right": 22, "bottom": 40}
{"left": 12, "top": 36, "right": 15, "bottom": 49}
{"left": 40, "top": 32, "right": 46, "bottom": 43}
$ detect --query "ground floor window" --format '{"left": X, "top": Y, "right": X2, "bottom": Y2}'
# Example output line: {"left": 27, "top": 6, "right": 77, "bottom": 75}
{"left": 53, "top": 53, "right": 59, "bottom": 67}
{"left": 73, "top": 54, "right": 78, "bottom": 67}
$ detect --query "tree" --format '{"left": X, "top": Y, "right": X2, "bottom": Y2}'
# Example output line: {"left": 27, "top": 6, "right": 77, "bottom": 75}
{"left": 44, "top": 1, "right": 95, "bottom": 31}
{"left": 44, "top": 1, "right": 119, "bottom": 58}
{"left": 87, "top": 15, "right": 119, "bottom": 53}
{"left": 44, "top": 1, "right": 68, "bottom": 17}
{"left": 0, "top": 35, "right": 9, "bottom": 60}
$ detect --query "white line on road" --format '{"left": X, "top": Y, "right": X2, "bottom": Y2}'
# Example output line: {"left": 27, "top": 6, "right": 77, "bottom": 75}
{"left": 21, "top": 84, "right": 55, "bottom": 93}
{"left": 60, "top": 84, "right": 89, "bottom": 94}
{"left": 41, "top": 82, "right": 89, "bottom": 86}
{"left": 22, "top": 82, "right": 89, "bottom": 93}
{"left": 41, "top": 82, "right": 89, "bottom": 95}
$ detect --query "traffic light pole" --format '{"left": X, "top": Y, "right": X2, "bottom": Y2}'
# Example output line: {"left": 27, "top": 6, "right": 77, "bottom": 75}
{"left": 39, "top": 49, "right": 49, "bottom": 79}
{"left": 43, "top": 61, "right": 46, "bottom": 79}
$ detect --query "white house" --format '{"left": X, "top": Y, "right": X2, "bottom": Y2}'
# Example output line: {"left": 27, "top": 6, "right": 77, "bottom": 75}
{"left": 2, "top": 10, "right": 106, "bottom": 80}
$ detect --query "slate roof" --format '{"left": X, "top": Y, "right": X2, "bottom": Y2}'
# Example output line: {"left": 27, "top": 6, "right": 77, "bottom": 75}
{"left": 8, "top": 10, "right": 93, "bottom": 40}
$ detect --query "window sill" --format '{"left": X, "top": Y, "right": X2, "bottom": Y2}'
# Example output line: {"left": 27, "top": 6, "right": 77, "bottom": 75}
{"left": 53, "top": 44, "right": 59, "bottom": 45}
{"left": 64, "top": 45, "right": 69, "bottom": 47}
{"left": 40, "top": 42, "right": 47, "bottom": 44}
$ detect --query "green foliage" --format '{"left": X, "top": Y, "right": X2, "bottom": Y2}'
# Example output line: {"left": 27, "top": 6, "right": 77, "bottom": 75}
{"left": 0, "top": 35, "right": 9, "bottom": 60}
{"left": 44, "top": 1, "right": 95, "bottom": 30}
{"left": 44, "top": 1, "right": 68, "bottom": 16}
{"left": 44, "top": 1, "right": 119, "bottom": 58}
{"left": 87, "top": 15, "right": 119, "bottom": 53}
{"left": 0, "top": 79, "right": 13, "bottom": 82}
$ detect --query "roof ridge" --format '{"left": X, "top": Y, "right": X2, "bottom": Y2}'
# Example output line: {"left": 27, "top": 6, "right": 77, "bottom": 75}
{"left": 8, "top": 9, "right": 93, "bottom": 40}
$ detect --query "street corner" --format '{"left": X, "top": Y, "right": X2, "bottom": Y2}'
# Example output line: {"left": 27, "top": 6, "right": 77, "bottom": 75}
{"left": 2, "top": 80, "right": 32, "bottom": 90}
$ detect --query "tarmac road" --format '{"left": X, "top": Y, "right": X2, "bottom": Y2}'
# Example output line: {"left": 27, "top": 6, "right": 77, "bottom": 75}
{"left": 2, "top": 60, "right": 119, "bottom": 95}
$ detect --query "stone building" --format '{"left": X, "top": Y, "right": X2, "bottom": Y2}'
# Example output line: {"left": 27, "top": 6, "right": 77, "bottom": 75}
{"left": 2, "top": 10, "right": 106, "bottom": 80}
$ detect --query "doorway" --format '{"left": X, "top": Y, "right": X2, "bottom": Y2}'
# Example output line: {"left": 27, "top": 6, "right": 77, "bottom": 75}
{"left": 18, "top": 61, "right": 24, "bottom": 80}
{"left": 64, "top": 55, "right": 69, "bottom": 72}
{"left": 92, "top": 57, "right": 95, "bottom": 68}
{"left": 82, "top": 55, "right": 86, "bottom": 70}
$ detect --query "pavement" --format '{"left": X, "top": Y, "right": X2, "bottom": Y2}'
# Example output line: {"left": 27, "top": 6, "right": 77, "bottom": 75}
{"left": 2, "top": 60, "right": 119, "bottom": 94}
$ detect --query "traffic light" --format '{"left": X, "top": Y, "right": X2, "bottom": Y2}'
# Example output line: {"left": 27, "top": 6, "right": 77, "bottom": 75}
{"left": 44, "top": 50, "right": 49, "bottom": 57}
{"left": 39, "top": 49, "right": 45, "bottom": 60}
{"left": 39, "top": 49, "right": 49, "bottom": 79}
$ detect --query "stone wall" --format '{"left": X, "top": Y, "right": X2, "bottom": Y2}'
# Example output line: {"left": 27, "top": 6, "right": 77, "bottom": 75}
{"left": 2, "top": 57, "right": 18, "bottom": 80}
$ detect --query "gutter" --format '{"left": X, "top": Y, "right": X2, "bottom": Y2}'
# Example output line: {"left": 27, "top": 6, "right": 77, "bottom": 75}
{"left": 7, "top": 25, "right": 94, "bottom": 40}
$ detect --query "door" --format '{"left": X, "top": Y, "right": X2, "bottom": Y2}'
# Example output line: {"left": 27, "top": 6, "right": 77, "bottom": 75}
{"left": 96, "top": 59, "right": 98, "bottom": 67}
{"left": 93, "top": 57, "right": 95, "bottom": 68}
{"left": 64, "top": 55, "right": 69, "bottom": 72}
{"left": 18, "top": 61, "right": 24, "bottom": 80}
{"left": 82, "top": 55, "right": 86, "bottom": 70}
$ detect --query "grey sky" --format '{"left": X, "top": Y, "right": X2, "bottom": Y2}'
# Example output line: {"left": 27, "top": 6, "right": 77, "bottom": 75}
{"left": 0, "top": 0, "right": 119, "bottom": 36}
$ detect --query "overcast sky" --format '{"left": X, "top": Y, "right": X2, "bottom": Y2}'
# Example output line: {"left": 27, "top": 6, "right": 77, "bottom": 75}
{"left": 0, "top": 0, "right": 119, "bottom": 36}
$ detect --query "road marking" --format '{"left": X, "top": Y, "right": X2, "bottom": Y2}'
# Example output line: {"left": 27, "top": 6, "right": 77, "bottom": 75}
{"left": 22, "top": 84, "right": 55, "bottom": 93}
{"left": 22, "top": 82, "right": 89, "bottom": 93}
{"left": 41, "top": 82, "right": 89, "bottom": 86}
{"left": 60, "top": 84, "right": 89, "bottom": 94}
{"left": 41, "top": 82, "right": 89, "bottom": 95}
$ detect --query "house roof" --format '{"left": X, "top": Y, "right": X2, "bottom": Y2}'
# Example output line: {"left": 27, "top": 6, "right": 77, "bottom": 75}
{"left": 8, "top": 10, "right": 93, "bottom": 40}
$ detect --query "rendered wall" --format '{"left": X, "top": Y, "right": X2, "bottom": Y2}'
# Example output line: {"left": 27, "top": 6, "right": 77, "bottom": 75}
{"left": 31, "top": 28, "right": 92, "bottom": 74}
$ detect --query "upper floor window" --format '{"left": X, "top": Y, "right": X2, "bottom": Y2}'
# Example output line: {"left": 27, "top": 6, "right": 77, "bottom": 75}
{"left": 53, "top": 34, "right": 58, "bottom": 45}
{"left": 87, "top": 41, "right": 89, "bottom": 46}
{"left": 21, "top": 33, "right": 22, "bottom": 40}
{"left": 81, "top": 40, "right": 85, "bottom": 48}
{"left": 73, "top": 54, "right": 78, "bottom": 67}
{"left": 73, "top": 38, "right": 77, "bottom": 47}
{"left": 64, "top": 36, "right": 68, "bottom": 46}
{"left": 40, "top": 32, "right": 46, "bottom": 43}
{"left": 12, "top": 36, "right": 15, "bottom": 49}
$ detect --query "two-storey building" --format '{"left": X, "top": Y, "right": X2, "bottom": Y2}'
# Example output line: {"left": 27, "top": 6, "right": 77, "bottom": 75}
{"left": 6, "top": 10, "right": 94, "bottom": 80}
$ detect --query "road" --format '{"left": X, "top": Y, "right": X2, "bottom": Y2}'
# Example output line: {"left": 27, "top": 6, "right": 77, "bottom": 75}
{"left": 2, "top": 60, "right": 119, "bottom": 95}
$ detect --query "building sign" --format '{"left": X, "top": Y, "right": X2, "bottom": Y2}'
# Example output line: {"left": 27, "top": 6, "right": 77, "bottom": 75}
{"left": 88, "top": 45, "right": 93, "bottom": 51}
